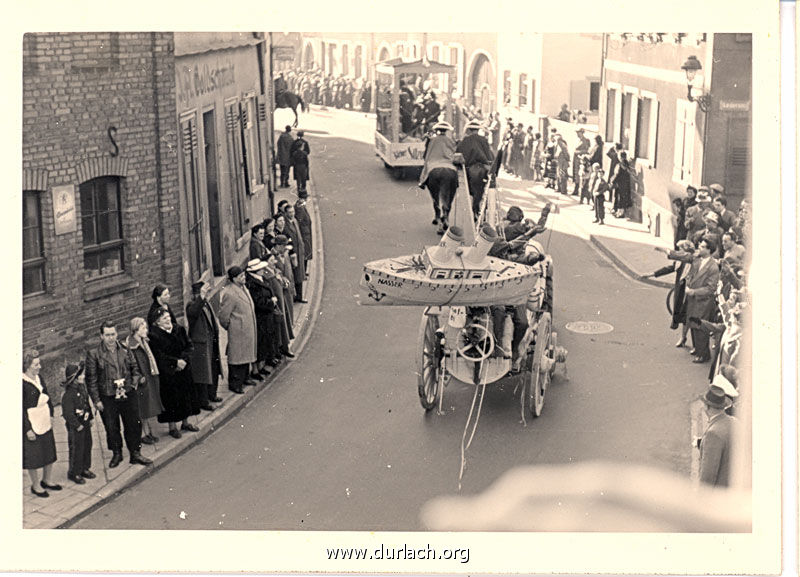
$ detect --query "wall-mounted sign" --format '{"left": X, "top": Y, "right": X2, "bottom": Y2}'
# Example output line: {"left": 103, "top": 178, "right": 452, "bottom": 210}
{"left": 719, "top": 100, "right": 750, "bottom": 112}
{"left": 273, "top": 46, "right": 295, "bottom": 61}
{"left": 52, "top": 184, "right": 76, "bottom": 235}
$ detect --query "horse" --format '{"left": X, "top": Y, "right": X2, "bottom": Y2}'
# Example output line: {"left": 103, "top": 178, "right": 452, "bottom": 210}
{"left": 275, "top": 91, "right": 307, "bottom": 127}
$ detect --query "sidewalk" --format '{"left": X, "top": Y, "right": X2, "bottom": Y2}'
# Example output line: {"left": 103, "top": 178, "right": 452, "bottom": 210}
{"left": 495, "top": 173, "right": 674, "bottom": 289}
{"left": 22, "top": 180, "right": 324, "bottom": 529}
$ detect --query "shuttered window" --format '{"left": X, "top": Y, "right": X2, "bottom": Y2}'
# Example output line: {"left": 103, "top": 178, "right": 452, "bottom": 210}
{"left": 635, "top": 92, "right": 659, "bottom": 167}
{"left": 605, "top": 88, "right": 617, "bottom": 142}
{"left": 673, "top": 99, "right": 696, "bottom": 184}
{"left": 225, "top": 99, "right": 248, "bottom": 238}
{"left": 23, "top": 190, "right": 46, "bottom": 295}
{"left": 518, "top": 74, "right": 528, "bottom": 108}
{"left": 181, "top": 113, "right": 208, "bottom": 280}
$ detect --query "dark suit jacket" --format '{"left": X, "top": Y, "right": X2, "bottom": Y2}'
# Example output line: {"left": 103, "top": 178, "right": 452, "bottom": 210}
{"left": 699, "top": 412, "right": 735, "bottom": 487}
{"left": 685, "top": 256, "right": 720, "bottom": 319}
{"left": 186, "top": 296, "right": 222, "bottom": 384}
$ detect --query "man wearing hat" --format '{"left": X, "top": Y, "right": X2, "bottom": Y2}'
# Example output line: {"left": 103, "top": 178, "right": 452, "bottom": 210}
{"left": 709, "top": 183, "right": 725, "bottom": 196}
{"left": 218, "top": 266, "right": 258, "bottom": 394}
{"left": 245, "top": 259, "right": 278, "bottom": 380}
{"left": 61, "top": 361, "right": 95, "bottom": 484}
{"left": 186, "top": 280, "right": 223, "bottom": 404}
{"left": 571, "top": 128, "right": 590, "bottom": 195}
{"left": 488, "top": 112, "right": 501, "bottom": 154}
{"left": 289, "top": 130, "right": 311, "bottom": 198}
{"left": 419, "top": 121, "right": 459, "bottom": 234}
{"left": 276, "top": 125, "right": 295, "bottom": 188}
{"left": 685, "top": 187, "right": 713, "bottom": 237}
{"left": 456, "top": 119, "right": 494, "bottom": 220}
{"left": 698, "top": 384, "right": 736, "bottom": 487}
{"left": 590, "top": 164, "right": 609, "bottom": 224}
{"left": 690, "top": 211, "right": 724, "bottom": 255}
{"left": 685, "top": 238, "right": 720, "bottom": 363}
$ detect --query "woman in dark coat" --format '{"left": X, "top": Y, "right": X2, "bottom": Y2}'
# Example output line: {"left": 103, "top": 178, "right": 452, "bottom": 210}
{"left": 246, "top": 260, "right": 282, "bottom": 371}
{"left": 148, "top": 307, "right": 199, "bottom": 438}
{"left": 126, "top": 317, "right": 164, "bottom": 444}
{"left": 23, "top": 349, "right": 60, "bottom": 497}
{"left": 294, "top": 198, "right": 313, "bottom": 273}
{"left": 147, "top": 284, "right": 178, "bottom": 327}
{"left": 262, "top": 217, "right": 276, "bottom": 253}
{"left": 264, "top": 254, "right": 293, "bottom": 357}
{"left": 249, "top": 223, "right": 269, "bottom": 261}
{"left": 610, "top": 153, "right": 633, "bottom": 218}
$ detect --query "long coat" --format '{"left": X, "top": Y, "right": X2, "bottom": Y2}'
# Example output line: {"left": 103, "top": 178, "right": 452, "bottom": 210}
{"left": 685, "top": 256, "right": 720, "bottom": 320}
{"left": 23, "top": 375, "right": 57, "bottom": 470}
{"left": 294, "top": 202, "right": 313, "bottom": 260}
{"left": 186, "top": 295, "right": 222, "bottom": 384}
{"left": 125, "top": 336, "right": 164, "bottom": 420}
{"left": 246, "top": 272, "right": 280, "bottom": 362}
{"left": 277, "top": 131, "right": 294, "bottom": 166}
{"left": 250, "top": 237, "right": 269, "bottom": 261}
{"left": 148, "top": 324, "right": 198, "bottom": 423}
{"left": 218, "top": 282, "right": 258, "bottom": 365}
{"left": 699, "top": 412, "right": 735, "bottom": 487}
{"left": 275, "top": 253, "right": 296, "bottom": 325}
{"left": 284, "top": 217, "right": 307, "bottom": 283}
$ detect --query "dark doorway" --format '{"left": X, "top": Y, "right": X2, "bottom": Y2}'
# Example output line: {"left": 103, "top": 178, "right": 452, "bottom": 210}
{"left": 203, "top": 109, "right": 224, "bottom": 276}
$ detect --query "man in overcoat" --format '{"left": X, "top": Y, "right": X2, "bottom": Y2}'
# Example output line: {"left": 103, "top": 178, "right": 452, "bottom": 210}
{"left": 294, "top": 197, "right": 313, "bottom": 275}
{"left": 698, "top": 384, "right": 736, "bottom": 487}
{"left": 85, "top": 321, "right": 150, "bottom": 468}
{"left": 290, "top": 131, "right": 311, "bottom": 198}
{"left": 186, "top": 281, "right": 223, "bottom": 403}
{"left": 283, "top": 204, "right": 308, "bottom": 303}
{"left": 276, "top": 126, "right": 294, "bottom": 188}
{"left": 218, "top": 266, "right": 258, "bottom": 394}
{"left": 685, "top": 238, "right": 720, "bottom": 363}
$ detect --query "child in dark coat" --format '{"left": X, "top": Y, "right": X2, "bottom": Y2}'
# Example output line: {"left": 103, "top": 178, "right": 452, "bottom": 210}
{"left": 61, "top": 362, "right": 95, "bottom": 484}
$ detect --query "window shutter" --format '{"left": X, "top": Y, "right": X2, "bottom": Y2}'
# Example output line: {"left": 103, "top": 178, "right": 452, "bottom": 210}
{"left": 257, "top": 94, "right": 271, "bottom": 187}
{"left": 673, "top": 101, "right": 685, "bottom": 181}
{"left": 650, "top": 100, "right": 659, "bottom": 168}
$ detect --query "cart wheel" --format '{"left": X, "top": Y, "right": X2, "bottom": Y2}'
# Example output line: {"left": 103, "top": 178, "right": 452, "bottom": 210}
{"left": 543, "top": 264, "right": 554, "bottom": 314}
{"left": 390, "top": 166, "right": 404, "bottom": 180}
{"left": 548, "top": 331, "right": 558, "bottom": 378}
{"left": 525, "top": 311, "right": 552, "bottom": 418}
{"left": 417, "top": 313, "right": 443, "bottom": 411}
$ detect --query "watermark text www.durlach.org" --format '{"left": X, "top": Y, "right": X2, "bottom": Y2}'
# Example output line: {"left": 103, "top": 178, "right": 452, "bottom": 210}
{"left": 326, "top": 544, "right": 470, "bottom": 564}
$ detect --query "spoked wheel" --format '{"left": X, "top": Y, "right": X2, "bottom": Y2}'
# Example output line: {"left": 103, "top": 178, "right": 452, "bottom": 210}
{"left": 417, "top": 312, "right": 444, "bottom": 411}
{"left": 525, "top": 311, "right": 552, "bottom": 418}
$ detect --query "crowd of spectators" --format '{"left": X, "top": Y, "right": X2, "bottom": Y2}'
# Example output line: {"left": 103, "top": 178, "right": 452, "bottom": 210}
{"left": 23, "top": 198, "right": 314, "bottom": 494}
{"left": 278, "top": 70, "right": 374, "bottom": 113}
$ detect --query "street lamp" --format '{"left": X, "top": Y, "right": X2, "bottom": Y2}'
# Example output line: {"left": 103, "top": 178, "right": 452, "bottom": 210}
{"left": 680, "top": 55, "right": 711, "bottom": 112}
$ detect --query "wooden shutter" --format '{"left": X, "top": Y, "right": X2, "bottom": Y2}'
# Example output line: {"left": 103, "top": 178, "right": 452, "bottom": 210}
{"left": 257, "top": 94, "right": 271, "bottom": 187}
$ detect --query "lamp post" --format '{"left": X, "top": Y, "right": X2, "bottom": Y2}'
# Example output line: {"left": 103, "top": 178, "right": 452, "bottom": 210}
{"left": 681, "top": 55, "right": 711, "bottom": 112}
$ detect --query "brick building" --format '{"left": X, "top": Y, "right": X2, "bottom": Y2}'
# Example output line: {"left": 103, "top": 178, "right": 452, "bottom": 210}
{"left": 22, "top": 32, "right": 275, "bottom": 394}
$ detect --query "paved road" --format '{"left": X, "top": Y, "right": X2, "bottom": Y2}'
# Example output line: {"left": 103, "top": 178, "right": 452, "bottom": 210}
{"left": 73, "top": 106, "right": 709, "bottom": 531}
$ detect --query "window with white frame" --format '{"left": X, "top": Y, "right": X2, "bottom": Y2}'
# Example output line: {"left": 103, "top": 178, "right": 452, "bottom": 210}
{"left": 620, "top": 90, "right": 636, "bottom": 153}
{"left": 518, "top": 74, "right": 528, "bottom": 108}
{"left": 605, "top": 87, "right": 618, "bottom": 142}
{"left": 635, "top": 91, "right": 659, "bottom": 167}
{"left": 673, "top": 99, "right": 696, "bottom": 184}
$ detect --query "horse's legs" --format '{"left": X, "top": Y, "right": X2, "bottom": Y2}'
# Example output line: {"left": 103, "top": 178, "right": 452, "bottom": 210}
{"left": 292, "top": 106, "right": 299, "bottom": 127}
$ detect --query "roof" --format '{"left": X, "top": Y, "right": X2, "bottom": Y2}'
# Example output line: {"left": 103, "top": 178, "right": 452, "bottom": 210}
{"left": 174, "top": 32, "right": 264, "bottom": 57}
{"left": 375, "top": 57, "right": 455, "bottom": 75}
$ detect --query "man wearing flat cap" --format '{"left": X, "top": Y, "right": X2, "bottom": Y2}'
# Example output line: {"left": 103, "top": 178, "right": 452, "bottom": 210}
{"left": 456, "top": 119, "right": 494, "bottom": 220}
{"left": 698, "top": 384, "right": 736, "bottom": 487}
{"left": 186, "top": 281, "right": 223, "bottom": 404}
{"left": 276, "top": 125, "right": 295, "bottom": 188}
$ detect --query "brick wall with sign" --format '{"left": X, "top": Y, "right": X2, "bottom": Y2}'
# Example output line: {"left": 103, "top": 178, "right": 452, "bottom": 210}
{"left": 22, "top": 32, "right": 181, "bottom": 400}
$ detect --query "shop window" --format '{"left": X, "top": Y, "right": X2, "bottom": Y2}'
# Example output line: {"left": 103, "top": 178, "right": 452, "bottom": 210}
{"left": 23, "top": 190, "right": 46, "bottom": 295}
{"left": 80, "top": 176, "right": 124, "bottom": 281}
{"left": 225, "top": 100, "right": 248, "bottom": 239}
{"left": 518, "top": 74, "right": 528, "bottom": 108}
{"left": 180, "top": 113, "right": 208, "bottom": 280}
{"left": 503, "top": 70, "right": 511, "bottom": 104}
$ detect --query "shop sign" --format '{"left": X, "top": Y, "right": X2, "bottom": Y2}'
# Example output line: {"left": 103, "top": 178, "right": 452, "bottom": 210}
{"left": 177, "top": 60, "right": 236, "bottom": 106}
{"left": 719, "top": 100, "right": 750, "bottom": 112}
{"left": 52, "top": 184, "right": 76, "bottom": 235}
{"left": 273, "top": 46, "right": 295, "bottom": 61}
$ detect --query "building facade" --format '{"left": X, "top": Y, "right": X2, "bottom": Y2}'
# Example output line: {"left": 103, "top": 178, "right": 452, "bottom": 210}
{"left": 601, "top": 33, "right": 752, "bottom": 241}
{"left": 22, "top": 32, "right": 275, "bottom": 393}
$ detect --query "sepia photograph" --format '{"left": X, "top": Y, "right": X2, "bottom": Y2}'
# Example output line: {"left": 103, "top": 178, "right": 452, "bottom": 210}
{"left": 3, "top": 0, "right": 788, "bottom": 575}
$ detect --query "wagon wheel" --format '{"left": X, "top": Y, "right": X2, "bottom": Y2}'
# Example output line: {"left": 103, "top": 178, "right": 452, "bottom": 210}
{"left": 525, "top": 311, "right": 552, "bottom": 418}
{"left": 543, "top": 262, "right": 554, "bottom": 314}
{"left": 548, "top": 330, "right": 558, "bottom": 378}
{"left": 417, "top": 312, "right": 444, "bottom": 411}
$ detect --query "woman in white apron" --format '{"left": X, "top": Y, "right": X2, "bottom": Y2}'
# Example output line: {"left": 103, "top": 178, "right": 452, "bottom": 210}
{"left": 23, "top": 349, "right": 60, "bottom": 497}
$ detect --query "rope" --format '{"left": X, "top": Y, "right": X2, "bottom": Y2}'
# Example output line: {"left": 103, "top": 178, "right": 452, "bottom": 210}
{"left": 457, "top": 310, "right": 491, "bottom": 491}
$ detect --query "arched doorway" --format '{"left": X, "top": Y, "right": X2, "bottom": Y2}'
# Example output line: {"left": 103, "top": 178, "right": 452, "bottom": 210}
{"left": 304, "top": 43, "right": 314, "bottom": 70}
{"left": 470, "top": 53, "right": 495, "bottom": 116}
{"left": 378, "top": 46, "right": 390, "bottom": 62}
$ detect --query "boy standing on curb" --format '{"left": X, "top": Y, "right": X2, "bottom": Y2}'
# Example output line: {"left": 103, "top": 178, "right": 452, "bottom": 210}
{"left": 61, "top": 362, "right": 95, "bottom": 484}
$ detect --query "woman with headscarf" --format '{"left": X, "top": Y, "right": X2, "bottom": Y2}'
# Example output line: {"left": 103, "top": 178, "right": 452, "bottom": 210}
{"left": 609, "top": 151, "right": 633, "bottom": 218}
{"left": 148, "top": 284, "right": 178, "bottom": 327}
{"left": 126, "top": 317, "right": 164, "bottom": 445}
{"left": 23, "top": 349, "right": 60, "bottom": 497}
{"left": 148, "top": 307, "right": 199, "bottom": 439}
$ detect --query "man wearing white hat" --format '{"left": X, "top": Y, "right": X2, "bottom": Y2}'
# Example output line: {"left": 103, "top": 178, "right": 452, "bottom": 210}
{"left": 419, "top": 121, "right": 458, "bottom": 234}
{"left": 698, "top": 383, "right": 736, "bottom": 487}
{"left": 456, "top": 119, "right": 494, "bottom": 220}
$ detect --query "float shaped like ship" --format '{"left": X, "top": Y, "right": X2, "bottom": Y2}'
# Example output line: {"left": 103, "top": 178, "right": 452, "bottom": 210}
{"left": 359, "top": 224, "right": 540, "bottom": 307}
